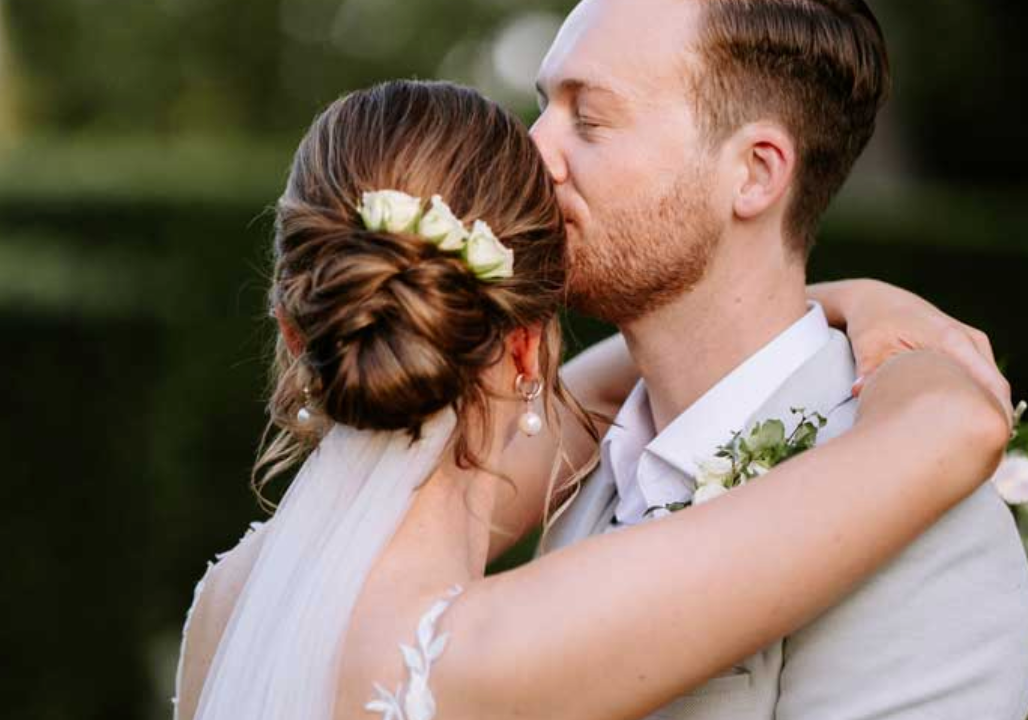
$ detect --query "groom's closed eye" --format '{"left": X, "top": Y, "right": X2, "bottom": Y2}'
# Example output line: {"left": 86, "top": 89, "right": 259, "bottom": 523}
{"left": 573, "top": 110, "right": 604, "bottom": 139}
{"left": 572, "top": 98, "right": 624, "bottom": 140}
{"left": 575, "top": 115, "right": 600, "bottom": 129}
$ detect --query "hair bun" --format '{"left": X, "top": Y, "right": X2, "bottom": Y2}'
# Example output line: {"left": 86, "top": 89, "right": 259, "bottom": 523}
{"left": 264, "top": 80, "right": 567, "bottom": 457}
{"left": 303, "top": 229, "right": 503, "bottom": 433}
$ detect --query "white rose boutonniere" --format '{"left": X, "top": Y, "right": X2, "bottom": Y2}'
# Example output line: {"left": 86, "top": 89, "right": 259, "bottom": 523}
{"left": 464, "top": 220, "right": 514, "bottom": 281}
{"left": 359, "top": 190, "right": 424, "bottom": 234}
{"left": 696, "top": 455, "right": 733, "bottom": 487}
{"left": 692, "top": 456, "right": 733, "bottom": 506}
{"left": 651, "top": 408, "right": 828, "bottom": 512}
{"left": 693, "top": 483, "right": 730, "bottom": 506}
{"left": 418, "top": 195, "right": 469, "bottom": 252}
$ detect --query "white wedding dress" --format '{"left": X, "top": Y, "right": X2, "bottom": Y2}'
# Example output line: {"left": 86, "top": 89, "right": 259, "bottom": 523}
{"left": 173, "top": 411, "right": 460, "bottom": 720}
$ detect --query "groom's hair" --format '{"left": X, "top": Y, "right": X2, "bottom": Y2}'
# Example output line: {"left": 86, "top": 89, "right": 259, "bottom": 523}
{"left": 689, "top": 0, "right": 891, "bottom": 257}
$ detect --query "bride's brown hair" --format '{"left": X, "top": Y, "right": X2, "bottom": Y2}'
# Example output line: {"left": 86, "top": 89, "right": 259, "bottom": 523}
{"left": 254, "top": 80, "right": 600, "bottom": 516}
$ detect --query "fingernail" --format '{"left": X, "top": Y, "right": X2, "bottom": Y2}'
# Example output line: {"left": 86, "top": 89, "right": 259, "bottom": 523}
{"left": 851, "top": 376, "right": 865, "bottom": 397}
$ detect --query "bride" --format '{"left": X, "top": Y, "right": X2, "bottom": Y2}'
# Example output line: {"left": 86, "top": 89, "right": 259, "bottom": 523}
{"left": 174, "top": 80, "right": 1013, "bottom": 720}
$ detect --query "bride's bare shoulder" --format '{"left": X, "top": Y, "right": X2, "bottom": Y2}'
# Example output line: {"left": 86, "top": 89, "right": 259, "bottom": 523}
{"left": 174, "top": 521, "right": 270, "bottom": 720}
{"left": 336, "top": 563, "right": 478, "bottom": 720}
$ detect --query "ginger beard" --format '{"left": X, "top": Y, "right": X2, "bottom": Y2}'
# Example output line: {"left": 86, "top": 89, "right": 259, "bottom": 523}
{"left": 564, "top": 165, "right": 724, "bottom": 326}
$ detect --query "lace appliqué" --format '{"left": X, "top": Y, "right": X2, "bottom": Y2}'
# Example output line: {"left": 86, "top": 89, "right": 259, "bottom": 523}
{"left": 365, "top": 584, "right": 464, "bottom": 720}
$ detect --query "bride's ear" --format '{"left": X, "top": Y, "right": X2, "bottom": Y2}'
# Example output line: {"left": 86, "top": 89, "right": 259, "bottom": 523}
{"left": 275, "top": 305, "right": 307, "bottom": 359}
{"left": 506, "top": 324, "right": 544, "bottom": 381}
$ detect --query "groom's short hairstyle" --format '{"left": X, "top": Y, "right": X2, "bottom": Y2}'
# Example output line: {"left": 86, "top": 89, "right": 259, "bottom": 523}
{"left": 689, "top": 0, "right": 891, "bottom": 257}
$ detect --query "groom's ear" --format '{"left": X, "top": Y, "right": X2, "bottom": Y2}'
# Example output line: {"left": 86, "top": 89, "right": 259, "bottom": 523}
{"left": 729, "top": 122, "right": 796, "bottom": 221}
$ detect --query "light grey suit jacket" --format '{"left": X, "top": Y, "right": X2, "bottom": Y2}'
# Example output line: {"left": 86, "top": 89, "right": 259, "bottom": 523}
{"left": 544, "top": 331, "right": 1028, "bottom": 720}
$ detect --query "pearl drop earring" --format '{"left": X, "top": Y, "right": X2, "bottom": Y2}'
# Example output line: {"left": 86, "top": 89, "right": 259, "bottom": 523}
{"left": 297, "top": 384, "right": 313, "bottom": 424}
{"left": 515, "top": 374, "right": 544, "bottom": 437}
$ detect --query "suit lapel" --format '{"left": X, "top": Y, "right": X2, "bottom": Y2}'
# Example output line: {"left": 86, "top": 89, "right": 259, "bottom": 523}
{"left": 742, "top": 329, "right": 856, "bottom": 438}
{"left": 543, "top": 330, "right": 856, "bottom": 554}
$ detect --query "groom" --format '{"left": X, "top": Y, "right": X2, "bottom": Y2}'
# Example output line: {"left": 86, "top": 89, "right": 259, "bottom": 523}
{"left": 534, "top": 0, "right": 1028, "bottom": 718}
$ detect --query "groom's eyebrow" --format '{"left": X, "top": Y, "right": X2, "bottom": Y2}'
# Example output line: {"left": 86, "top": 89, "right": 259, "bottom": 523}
{"left": 535, "top": 78, "right": 627, "bottom": 107}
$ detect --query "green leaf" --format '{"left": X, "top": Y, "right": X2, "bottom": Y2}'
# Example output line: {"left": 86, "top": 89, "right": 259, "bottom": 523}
{"left": 749, "top": 419, "right": 786, "bottom": 452}
{"left": 791, "top": 422, "right": 818, "bottom": 448}
{"left": 646, "top": 501, "right": 691, "bottom": 515}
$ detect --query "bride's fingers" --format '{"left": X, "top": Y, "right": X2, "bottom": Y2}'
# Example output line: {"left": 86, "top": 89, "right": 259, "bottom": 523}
{"left": 851, "top": 374, "right": 867, "bottom": 397}
{"left": 961, "top": 323, "right": 997, "bottom": 365}
{"left": 938, "top": 326, "right": 1013, "bottom": 422}
{"left": 850, "top": 325, "right": 1011, "bottom": 419}
{"left": 851, "top": 331, "right": 917, "bottom": 397}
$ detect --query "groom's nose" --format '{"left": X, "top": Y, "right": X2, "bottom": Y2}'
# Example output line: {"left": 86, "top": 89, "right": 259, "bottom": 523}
{"left": 529, "top": 114, "right": 569, "bottom": 185}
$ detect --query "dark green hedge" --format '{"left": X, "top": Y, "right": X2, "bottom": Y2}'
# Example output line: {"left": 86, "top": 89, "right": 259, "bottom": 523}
{"left": 2, "top": 158, "right": 1025, "bottom": 720}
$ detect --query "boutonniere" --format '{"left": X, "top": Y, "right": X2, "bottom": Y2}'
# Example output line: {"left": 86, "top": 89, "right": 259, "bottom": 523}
{"left": 992, "top": 400, "right": 1028, "bottom": 506}
{"left": 650, "top": 408, "right": 828, "bottom": 514}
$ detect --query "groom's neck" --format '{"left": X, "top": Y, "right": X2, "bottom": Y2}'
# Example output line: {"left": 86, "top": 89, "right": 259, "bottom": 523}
{"left": 621, "top": 245, "right": 809, "bottom": 433}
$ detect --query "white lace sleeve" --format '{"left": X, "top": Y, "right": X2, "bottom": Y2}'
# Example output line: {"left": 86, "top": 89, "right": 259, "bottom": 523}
{"left": 364, "top": 584, "right": 464, "bottom": 720}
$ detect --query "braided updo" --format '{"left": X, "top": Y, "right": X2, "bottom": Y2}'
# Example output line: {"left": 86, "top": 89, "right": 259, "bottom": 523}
{"left": 254, "top": 80, "right": 596, "bottom": 496}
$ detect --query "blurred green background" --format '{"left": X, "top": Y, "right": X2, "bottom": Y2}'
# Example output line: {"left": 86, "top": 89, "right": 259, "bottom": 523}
{"left": 0, "top": 0, "right": 1025, "bottom": 718}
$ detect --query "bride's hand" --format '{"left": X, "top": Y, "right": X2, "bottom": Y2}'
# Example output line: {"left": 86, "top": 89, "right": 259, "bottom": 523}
{"left": 457, "top": 351, "right": 1013, "bottom": 720}
{"left": 855, "top": 349, "right": 1012, "bottom": 485}
{"left": 809, "top": 278, "right": 1012, "bottom": 416}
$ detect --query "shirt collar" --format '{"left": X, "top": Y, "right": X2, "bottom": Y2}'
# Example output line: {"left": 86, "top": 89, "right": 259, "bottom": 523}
{"left": 647, "top": 301, "right": 832, "bottom": 476}
{"left": 606, "top": 301, "right": 833, "bottom": 516}
{"left": 601, "top": 380, "right": 654, "bottom": 505}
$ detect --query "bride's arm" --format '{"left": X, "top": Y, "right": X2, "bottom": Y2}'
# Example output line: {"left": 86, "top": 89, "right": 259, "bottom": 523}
{"left": 810, "top": 278, "right": 1011, "bottom": 411}
{"left": 175, "top": 525, "right": 268, "bottom": 720}
{"left": 446, "top": 351, "right": 1011, "bottom": 720}
{"left": 488, "top": 279, "right": 1010, "bottom": 561}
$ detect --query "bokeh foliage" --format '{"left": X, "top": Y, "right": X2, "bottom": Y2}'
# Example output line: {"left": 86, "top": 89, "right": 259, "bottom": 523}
{"left": 1, "top": 1, "right": 1026, "bottom": 718}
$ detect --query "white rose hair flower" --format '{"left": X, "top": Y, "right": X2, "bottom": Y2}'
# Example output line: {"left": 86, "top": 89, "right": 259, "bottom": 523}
{"left": 418, "top": 195, "right": 469, "bottom": 252}
{"left": 357, "top": 190, "right": 513, "bottom": 282}
{"left": 359, "top": 190, "right": 424, "bottom": 234}
{"left": 464, "top": 220, "right": 514, "bottom": 282}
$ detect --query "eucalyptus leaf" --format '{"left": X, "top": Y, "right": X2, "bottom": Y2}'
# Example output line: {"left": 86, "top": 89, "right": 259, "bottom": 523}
{"left": 749, "top": 420, "right": 786, "bottom": 451}
{"left": 792, "top": 423, "right": 817, "bottom": 447}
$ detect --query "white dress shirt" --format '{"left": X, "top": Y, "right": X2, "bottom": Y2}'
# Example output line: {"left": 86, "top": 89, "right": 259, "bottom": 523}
{"left": 605, "top": 302, "right": 833, "bottom": 528}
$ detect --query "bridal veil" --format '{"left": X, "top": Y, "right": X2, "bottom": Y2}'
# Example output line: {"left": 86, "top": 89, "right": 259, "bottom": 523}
{"left": 175, "top": 410, "right": 457, "bottom": 720}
